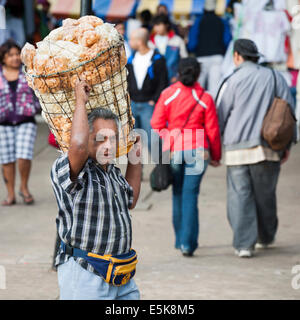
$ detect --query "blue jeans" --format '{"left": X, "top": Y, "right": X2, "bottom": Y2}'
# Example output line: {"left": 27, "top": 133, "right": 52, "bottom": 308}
{"left": 227, "top": 161, "right": 280, "bottom": 250}
{"left": 170, "top": 149, "right": 209, "bottom": 254}
{"left": 131, "top": 101, "right": 154, "bottom": 151}
{"left": 57, "top": 257, "right": 140, "bottom": 300}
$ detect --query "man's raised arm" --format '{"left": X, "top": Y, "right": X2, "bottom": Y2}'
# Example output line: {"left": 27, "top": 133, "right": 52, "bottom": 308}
{"left": 68, "top": 81, "right": 91, "bottom": 181}
{"left": 126, "top": 135, "right": 142, "bottom": 209}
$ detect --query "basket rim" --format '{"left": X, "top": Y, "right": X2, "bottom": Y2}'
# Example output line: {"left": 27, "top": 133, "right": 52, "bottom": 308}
{"left": 23, "top": 42, "right": 124, "bottom": 79}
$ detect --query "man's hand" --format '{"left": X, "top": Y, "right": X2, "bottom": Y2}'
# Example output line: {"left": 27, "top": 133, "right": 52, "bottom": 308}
{"left": 149, "top": 100, "right": 155, "bottom": 106}
{"left": 210, "top": 160, "right": 221, "bottom": 167}
{"left": 127, "top": 134, "right": 142, "bottom": 163}
{"left": 280, "top": 149, "right": 290, "bottom": 165}
{"left": 75, "top": 80, "right": 91, "bottom": 106}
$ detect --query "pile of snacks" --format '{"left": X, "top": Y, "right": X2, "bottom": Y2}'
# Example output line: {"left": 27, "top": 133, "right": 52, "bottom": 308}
{"left": 21, "top": 16, "right": 135, "bottom": 155}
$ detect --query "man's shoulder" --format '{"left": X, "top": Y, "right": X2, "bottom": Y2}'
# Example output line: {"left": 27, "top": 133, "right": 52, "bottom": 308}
{"left": 50, "top": 153, "right": 71, "bottom": 183}
{"left": 151, "top": 50, "right": 165, "bottom": 63}
{"left": 226, "top": 64, "right": 260, "bottom": 85}
{"left": 51, "top": 154, "right": 92, "bottom": 178}
{"left": 52, "top": 153, "right": 68, "bottom": 170}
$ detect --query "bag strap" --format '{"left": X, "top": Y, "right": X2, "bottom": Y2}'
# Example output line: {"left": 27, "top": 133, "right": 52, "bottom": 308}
{"left": 215, "top": 67, "right": 240, "bottom": 106}
{"left": 214, "top": 68, "right": 241, "bottom": 131}
{"left": 270, "top": 67, "right": 278, "bottom": 98}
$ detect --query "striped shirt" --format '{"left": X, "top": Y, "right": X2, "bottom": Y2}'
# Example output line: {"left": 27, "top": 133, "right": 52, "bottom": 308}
{"left": 224, "top": 145, "right": 281, "bottom": 166}
{"left": 51, "top": 153, "right": 134, "bottom": 276}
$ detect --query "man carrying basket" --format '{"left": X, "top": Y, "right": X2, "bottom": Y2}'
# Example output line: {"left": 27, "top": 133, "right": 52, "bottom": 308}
{"left": 51, "top": 81, "right": 142, "bottom": 300}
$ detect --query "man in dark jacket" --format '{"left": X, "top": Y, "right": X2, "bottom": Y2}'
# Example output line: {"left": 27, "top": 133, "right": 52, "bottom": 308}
{"left": 127, "top": 27, "right": 168, "bottom": 151}
{"left": 187, "top": 0, "right": 232, "bottom": 98}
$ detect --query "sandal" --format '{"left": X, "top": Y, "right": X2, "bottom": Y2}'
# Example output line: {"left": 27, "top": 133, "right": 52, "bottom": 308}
{"left": 19, "top": 191, "right": 35, "bottom": 205}
{"left": 1, "top": 198, "right": 16, "bottom": 206}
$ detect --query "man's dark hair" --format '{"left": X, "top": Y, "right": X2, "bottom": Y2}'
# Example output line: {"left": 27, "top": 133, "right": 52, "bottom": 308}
{"left": 0, "top": 39, "right": 21, "bottom": 65}
{"left": 140, "top": 9, "right": 152, "bottom": 24}
{"left": 152, "top": 14, "right": 171, "bottom": 30}
{"left": 233, "top": 39, "right": 260, "bottom": 64}
{"left": 178, "top": 58, "right": 201, "bottom": 87}
{"left": 88, "top": 108, "right": 119, "bottom": 133}
{"left": 235, "top": 51, "right": 259, "bottom": 63}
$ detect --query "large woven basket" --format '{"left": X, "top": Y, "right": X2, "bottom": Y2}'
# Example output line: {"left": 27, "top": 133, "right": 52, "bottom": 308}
{"left": 24, "top": 41, "right": 135, "bottom": 157}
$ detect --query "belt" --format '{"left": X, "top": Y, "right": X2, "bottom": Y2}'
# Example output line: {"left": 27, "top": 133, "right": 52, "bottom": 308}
{"left": 60, "top": 241, "right": 138, "bottom": 286}
{"left": 61, "top": 241, "right": 88, "bottom": 259}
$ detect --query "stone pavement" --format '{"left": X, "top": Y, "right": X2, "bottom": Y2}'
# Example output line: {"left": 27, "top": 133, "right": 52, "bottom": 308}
{"left": 0, "top": 123, "right": 299, "bottom": 300}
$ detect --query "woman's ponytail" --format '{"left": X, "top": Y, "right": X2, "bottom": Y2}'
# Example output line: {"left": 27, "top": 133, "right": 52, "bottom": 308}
{"left": 178, "top": 58, "right": 201, "bottom": 87}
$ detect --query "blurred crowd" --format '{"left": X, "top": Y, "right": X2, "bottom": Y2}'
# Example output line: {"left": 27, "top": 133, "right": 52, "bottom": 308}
{"left": 0, "top": 0, "right": 299, "bottom": 102}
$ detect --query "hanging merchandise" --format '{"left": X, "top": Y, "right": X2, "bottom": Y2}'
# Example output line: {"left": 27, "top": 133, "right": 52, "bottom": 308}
{"left": 0, "top": 2, "right": 6, "bottom": 46}
{"left": 287, "top": 0, "right": 300, "bottom": 69}
{"left": 231, "top": 0, "right": 291, "bottom": 63}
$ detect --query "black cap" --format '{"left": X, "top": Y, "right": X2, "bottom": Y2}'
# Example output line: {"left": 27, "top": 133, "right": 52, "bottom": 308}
{"left": 233, "top": 39, "right": 263, "bottom": 58}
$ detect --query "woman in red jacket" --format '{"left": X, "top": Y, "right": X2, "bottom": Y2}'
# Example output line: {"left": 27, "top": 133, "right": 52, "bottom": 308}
{"left": 151, "top": 57, "right": 221, "bottom": 256}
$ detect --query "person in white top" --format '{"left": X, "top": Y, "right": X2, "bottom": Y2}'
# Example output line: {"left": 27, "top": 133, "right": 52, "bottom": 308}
{"left": 132, "top": 48, "right": 154, "bottom": 90}
{"left": 127, "top": 28, "right": 168, "bottom": 151}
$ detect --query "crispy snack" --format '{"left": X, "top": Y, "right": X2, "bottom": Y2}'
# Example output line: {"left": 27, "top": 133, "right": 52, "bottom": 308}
{"left": 21, "top": 43, "right": 36, "bottom": 70}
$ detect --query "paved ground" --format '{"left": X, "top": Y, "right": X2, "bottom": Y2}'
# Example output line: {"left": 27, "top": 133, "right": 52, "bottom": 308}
{"left": 0, "top": 122, "right": 299, "bottom": 300}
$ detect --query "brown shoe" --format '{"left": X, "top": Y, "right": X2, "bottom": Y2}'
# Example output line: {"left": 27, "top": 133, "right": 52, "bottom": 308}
{"left": 1, "top": 198, "right": 16, "bottom": 206}
{"left": 19, "top": 191, "right": 34, "bottom": 205}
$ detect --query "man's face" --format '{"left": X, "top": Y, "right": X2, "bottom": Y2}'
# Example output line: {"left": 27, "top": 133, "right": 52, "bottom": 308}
{"left": 153, "top": 23, "right": 168, "bottom": 35}
{"left": 233, "top": 51, "right": 243, "bottom": 67}
{"left": 129, "top": 33, "right": 139, "bottom": 51}
{"left": 157, "top": 5, "right": 168, "bottom": 15}
{"left": 88, "top": 118, "right": 118, "bottom": 165}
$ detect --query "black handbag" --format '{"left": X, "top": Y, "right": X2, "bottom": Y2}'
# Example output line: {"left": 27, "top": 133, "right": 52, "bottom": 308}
{"left": 150, "top": 91, "right": 205, "bottom": 192}
{"left": 150, "top": 150, "right": 173, "bottom": 192}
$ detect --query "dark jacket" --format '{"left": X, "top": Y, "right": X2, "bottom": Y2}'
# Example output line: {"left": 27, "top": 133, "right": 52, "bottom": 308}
{"left": 188, "top": 11, "right": 232, "bottom": 57}
{"left": 126, "top": 49, "right": 169, "bottom": 103}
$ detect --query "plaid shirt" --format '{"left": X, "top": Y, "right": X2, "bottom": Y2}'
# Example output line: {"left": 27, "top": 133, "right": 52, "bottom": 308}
{"left": 0, "top": 66, "right": 40, "bottom": 122}
{"left": 51, "top": 154, "right": 134, "bottom": 276}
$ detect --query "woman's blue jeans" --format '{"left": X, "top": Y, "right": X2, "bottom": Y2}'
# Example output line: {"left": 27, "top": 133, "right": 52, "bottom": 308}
{"left": 170, "top": 149, "right": 209, "bottom": 254}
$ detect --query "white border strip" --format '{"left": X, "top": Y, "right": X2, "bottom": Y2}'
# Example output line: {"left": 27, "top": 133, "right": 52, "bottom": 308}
{"left": 164, "top": 88, "right": 181, "bottom": 105}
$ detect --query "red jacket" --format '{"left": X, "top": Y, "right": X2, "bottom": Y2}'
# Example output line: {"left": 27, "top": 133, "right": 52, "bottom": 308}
{"left": 150, "top": 81, "right": 221, "bottom": 161}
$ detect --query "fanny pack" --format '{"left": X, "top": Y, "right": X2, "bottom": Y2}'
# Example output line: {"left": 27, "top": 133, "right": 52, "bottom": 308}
{"left": 61, "top": 242, "right": 138, "bottom": 286}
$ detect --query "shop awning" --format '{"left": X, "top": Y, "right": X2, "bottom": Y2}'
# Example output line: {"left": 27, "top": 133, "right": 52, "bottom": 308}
{"left": 49, "top": 0, "right": 81, "bottom": 18}
{"left": 136, "top": 0, "right": 205, "bottom": 16}
{"left": 93, "top": 0, "right": 139, "bottom": 20}
{"left": 49, "top": 0, "right": 139, "bottom": 20}
{"left": 48, "top": 0, "right": 230, "bottom": 20}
